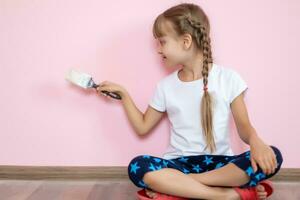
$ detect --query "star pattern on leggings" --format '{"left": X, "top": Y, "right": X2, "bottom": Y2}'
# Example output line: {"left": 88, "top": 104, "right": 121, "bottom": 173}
{"left": 169, "top": 160, "right": 176, "bottom": 164}
{"left": 163, "top": 160, "right": 169, "bottom": 167}
{"left": 215, "top": 162, "right": 224, "bottom": 169}
{"left": 246, "top": 166, "right": 254, "bottom": 176}
{"left": 255, "top": 172, "right": 266, "bottom": 180}
{"left": 245, "top": 152, "right": 251, "bottom": 160}
{"left": 139, "top": 180, "right": 148, "bottom": 187}
{"left": 183, "top": 168, "right": 190, "bottom": 174}
{"left": 249, "top": 180, "right": 257, "bottom": 186}
{"left": 130, "top": 154, "right": 263, "bottom": 190}
{"left": 178, "top": 157, "right": 189, "bottom": 163}
{"left": 203, "top": 156, "right": 214, "bottom": 165}
{"left": 148, "top": 163, "right": 156, "bottom": 171}
{"left": 192, "top": 164, "right": 203, "bottom": 173}
{"left": 130, "top": 161, "right": 140, "bottom": 174}
{"left": 156, "top": 165, "right": 162, "bottom": 170}
{"left": 143, "top": 155, "right": 151, "bottom": 159}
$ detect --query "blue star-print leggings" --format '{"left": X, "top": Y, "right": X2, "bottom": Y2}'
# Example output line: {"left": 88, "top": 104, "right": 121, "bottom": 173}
{"left": 128, "top": 145, "right": 283, "bottom": 189}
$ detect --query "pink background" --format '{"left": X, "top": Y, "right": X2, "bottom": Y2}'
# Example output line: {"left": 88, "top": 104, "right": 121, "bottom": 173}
{"left": 0, "top": 0, "right": 299, "bottom": 167}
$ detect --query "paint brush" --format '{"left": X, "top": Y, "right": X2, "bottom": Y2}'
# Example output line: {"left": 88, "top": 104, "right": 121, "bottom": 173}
{"left": 65, "top": 69, "right": 122, "bottom": 100}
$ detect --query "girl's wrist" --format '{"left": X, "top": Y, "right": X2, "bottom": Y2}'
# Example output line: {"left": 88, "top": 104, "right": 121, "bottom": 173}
{"left": 250, "top": 134, "right": 266, "bottom": 147}
{"left": 120, "top": 88, "right": 129, "bottom": 99}
{"left": 249, "top": 133, "right": 260, "bottom": 145}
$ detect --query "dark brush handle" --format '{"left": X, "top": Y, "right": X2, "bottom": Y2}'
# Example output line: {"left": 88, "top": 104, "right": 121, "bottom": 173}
{"left": 93, "top": 84, "right": 122, "bottom": 100}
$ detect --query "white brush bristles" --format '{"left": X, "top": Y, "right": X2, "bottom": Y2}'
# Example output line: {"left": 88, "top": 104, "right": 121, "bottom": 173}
{"left": 65, "top": 69, "right": 92, "bottom": 89}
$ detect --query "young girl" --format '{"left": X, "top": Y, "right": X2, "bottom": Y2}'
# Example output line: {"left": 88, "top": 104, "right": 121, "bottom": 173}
{"left": 96, "top": 3, "right": 283, "bottom": 200}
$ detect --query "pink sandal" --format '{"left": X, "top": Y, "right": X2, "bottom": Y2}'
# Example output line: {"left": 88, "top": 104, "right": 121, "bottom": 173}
{"left": 259, "top": 180, "right": 274, "bottom": 197}
{"left": 136, "top": 189, "right": 189, "bottom": 200}
{"left": 233, "top": 180, "right": 274, "bottom": 200}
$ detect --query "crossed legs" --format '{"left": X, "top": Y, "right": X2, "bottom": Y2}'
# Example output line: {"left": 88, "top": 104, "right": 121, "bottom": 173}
{"left": 142, "top": 163, "right": 248, "bottom": 199}
{"left": 187, "top": 163, "right": 250, "bottom": 187}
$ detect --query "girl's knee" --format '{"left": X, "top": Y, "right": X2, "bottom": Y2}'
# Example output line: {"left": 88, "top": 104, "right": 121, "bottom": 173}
{"left": 127, "top": 155, "right": 149, "bottom": 175}
{"left": 127, "top": 155, "right": 152, "bottom": 188}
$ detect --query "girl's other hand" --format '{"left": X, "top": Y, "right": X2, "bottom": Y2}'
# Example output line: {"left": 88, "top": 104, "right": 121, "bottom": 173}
{"left": 250, "top": 136, "right": 277, "bottom": 175}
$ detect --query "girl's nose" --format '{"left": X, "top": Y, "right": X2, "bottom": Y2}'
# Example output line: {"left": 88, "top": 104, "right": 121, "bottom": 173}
{"left": 157, "top": 49, "right": 163, "bottom": 55}
{"left": 156, "top": 42, "right": 162, "bottom": 52}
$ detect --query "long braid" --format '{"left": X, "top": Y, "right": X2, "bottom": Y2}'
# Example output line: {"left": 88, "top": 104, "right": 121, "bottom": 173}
{"left": 186, "top": 17, "right": 216, "bottom": 153}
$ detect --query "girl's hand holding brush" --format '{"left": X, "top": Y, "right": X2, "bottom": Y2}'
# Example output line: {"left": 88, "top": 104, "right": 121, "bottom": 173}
{"left": 96, "top": 81, "right": 127, "bottom": 100}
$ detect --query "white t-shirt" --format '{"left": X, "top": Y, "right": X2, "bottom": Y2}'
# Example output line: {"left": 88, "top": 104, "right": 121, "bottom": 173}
{"left": 149, "top": 63, "right": 248, "bottom": 160}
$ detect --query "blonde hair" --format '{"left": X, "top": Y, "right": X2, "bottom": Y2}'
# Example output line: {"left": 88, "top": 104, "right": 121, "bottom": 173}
{"left": 152, "top": 3, "right": 216, "bottom": 153}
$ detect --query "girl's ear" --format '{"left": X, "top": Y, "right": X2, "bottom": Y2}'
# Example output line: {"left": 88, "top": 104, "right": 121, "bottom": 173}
{"left": 181, "top": 33, "right": 193, "bottom": 50}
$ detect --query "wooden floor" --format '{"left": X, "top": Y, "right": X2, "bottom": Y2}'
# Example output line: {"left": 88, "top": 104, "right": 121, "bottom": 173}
{"left": 0, "top": 179, "right": 139, "bottom": 200}
{"left": 0, "top": 179, "right": 299, "bottom": 200}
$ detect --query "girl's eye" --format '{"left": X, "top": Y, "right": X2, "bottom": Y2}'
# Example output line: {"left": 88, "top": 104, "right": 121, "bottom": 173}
{"left": 157, "top": 40, "right": 165, "bottom": 47}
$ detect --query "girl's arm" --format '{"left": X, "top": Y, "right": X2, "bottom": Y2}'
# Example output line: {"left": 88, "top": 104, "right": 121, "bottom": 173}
{"left": 230, "top": 91, "right": 277, "bottom": 175}
{"left": 121, "top": 90, "right": 165, "bottom": 136}
{"left": 96, "top": 81, "right": 165, "bottom": 136}
{"left": 230, "top": 91, "right": 258, "bottom": 144}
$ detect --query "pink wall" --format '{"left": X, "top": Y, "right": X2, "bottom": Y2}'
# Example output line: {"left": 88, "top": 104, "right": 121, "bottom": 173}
{"left": 0, "top": 0, "right": 299, "bottom": 167}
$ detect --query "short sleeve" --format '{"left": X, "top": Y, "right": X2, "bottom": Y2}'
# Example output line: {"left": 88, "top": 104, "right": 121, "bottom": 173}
{"left": 149, "top": 82, "right": 166, "bottom": 112}
{"left": 228, "top": 70, "right": 248, "bottom": 104}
